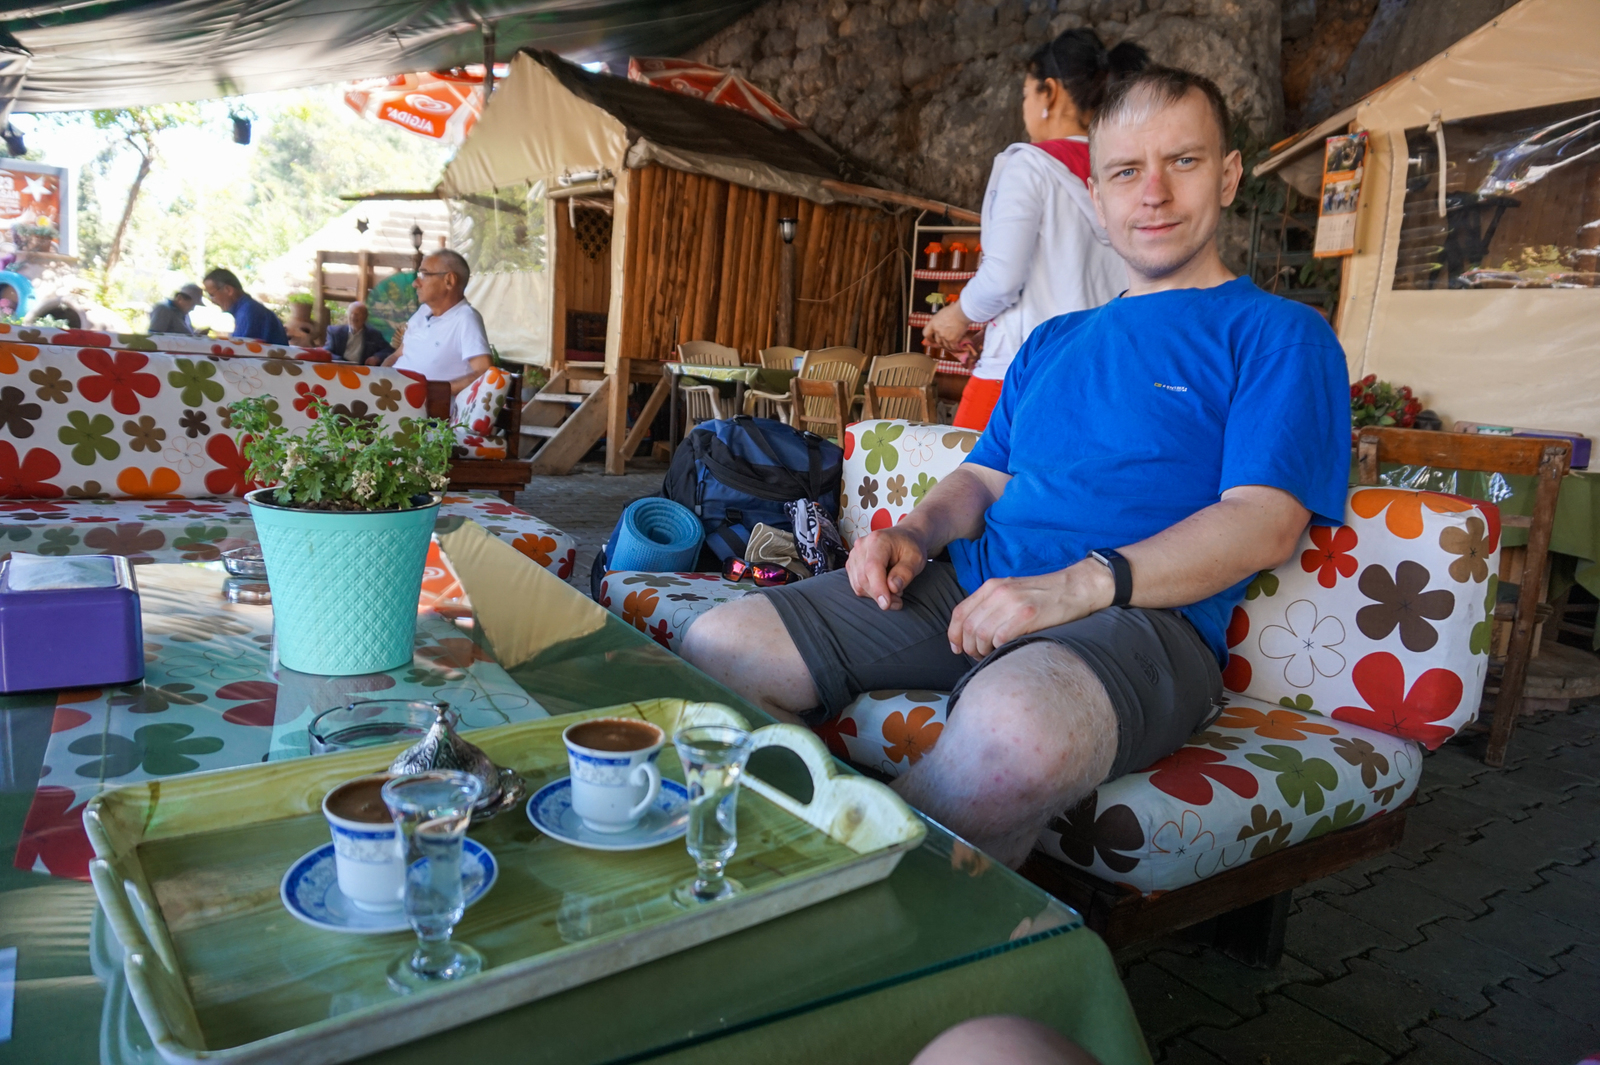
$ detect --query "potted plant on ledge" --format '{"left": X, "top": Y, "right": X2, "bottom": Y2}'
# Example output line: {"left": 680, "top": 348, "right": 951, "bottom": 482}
{"left": 231, "top": 396, "right": 453, "bottom": 676}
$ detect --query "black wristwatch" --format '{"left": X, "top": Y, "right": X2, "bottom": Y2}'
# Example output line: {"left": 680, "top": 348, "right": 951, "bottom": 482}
{"left": 1089, "top": 548, "right": 1132, "bottom": 608}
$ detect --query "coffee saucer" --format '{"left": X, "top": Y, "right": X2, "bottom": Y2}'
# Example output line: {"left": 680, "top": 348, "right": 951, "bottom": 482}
{"left": 526, "top": 777, "right": 690, "bottom": 852}
{"left": 280, "top": 838, "right": 497, "bottom": 935}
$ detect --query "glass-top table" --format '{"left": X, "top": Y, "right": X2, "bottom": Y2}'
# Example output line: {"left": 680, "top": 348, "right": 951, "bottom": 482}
{"left": 0, "top": 518, "right": 1148, "bottom": 1065}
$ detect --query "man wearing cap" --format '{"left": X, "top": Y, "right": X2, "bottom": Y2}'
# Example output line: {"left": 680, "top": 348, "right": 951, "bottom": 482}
{"left": 148, "top": 284, "right": 201, "bottom": 335}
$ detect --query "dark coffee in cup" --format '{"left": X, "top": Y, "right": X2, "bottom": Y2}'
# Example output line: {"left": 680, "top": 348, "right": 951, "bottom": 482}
{"left": 324, "top": 775, "right": 392, "bottom": 824}
{"left": 566, "top": 718, "right": 663, "bottom": 753}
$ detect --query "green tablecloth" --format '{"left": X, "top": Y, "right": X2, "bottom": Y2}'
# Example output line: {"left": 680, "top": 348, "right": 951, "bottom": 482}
{"left": 664, "top": 363, "right": 798, "bottom": 394}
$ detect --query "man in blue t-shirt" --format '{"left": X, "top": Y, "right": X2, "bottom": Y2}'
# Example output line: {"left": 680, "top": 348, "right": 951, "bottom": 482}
{"left": 202, "top": 268, "right": 288, "bottom": 345}
{"left": 682, "top": 68, "right": 1351, "bottom": 867}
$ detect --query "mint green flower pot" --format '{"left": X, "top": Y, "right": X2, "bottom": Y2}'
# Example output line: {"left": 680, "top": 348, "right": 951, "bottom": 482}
{"left": 246, "top": 488, "right": 441, "bottom": 676}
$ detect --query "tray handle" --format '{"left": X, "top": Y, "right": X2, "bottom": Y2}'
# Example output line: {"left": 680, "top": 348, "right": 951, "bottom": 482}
{"left": 89, "top": 857, "right": 206, "bottom": 1054}
{"left": 743, "top": 724, "right": 926, "bottom": 854}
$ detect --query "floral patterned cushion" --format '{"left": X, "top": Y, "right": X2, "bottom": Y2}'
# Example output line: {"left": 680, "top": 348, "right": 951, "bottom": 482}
{"left": 596, "top": 570, "right": 752, "bottom": 650}
{"left": 450, "top": 367, "right": 511, "bottom": 459}
{"left": 0, "top": 491, "right": 577, "bottom": 578}
{"left": 0, "top": 344, "right": 429, "bottom": 500}
{"left": 830, "top": 687, "right": 1421, "bottom": 895}
{"left": 838, "top": 419, "right": 979, "bottom": 542}
{"left": 1223, "top": 486, "right": 1499, "bottom": 750}
{"left": 0, "top": 323, "right": 334, "bottom": 361}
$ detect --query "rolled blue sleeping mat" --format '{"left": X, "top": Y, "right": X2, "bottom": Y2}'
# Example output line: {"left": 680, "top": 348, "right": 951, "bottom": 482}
{"left": 610, "top": 497, "right": 704, "bottom": 572}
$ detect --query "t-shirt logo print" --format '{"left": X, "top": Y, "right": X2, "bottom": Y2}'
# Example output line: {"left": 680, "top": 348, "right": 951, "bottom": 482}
{"left": 1153, "top": 382, "right": 1190, "bottom": 393}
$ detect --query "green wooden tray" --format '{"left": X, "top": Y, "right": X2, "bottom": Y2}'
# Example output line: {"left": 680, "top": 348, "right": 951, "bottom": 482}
{"left": 86, "top": 698, "right": 926, "bottom": 1065}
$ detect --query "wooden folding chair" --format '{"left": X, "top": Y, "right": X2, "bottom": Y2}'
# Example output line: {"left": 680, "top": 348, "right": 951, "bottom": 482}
{"left": 788, "top": 346, "right": 869, "bottom": 442}
{"left": 676, "top": 340, "right": 741, "bottom": 433}
{"left": 1355, "top": 426, "right": 1572, "bottom": 767}
{"left": 862, "top": 352, "right": 938, "bottom": 423}
{"left": 744, "top": 346, "right": 804, "bottom": 418}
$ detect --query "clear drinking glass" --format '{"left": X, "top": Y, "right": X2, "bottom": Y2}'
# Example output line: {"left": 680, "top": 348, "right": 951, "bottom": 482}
{"left": 671, "top": 724, "right": 755, "bottom": 907}
{"left": 381, "top": 770, "right": 485, "bottom": 993}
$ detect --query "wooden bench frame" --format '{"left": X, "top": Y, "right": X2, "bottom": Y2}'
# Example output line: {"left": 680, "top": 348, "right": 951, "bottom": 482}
{"left": 425, "top": 375, "right": 534, "bottom": 503}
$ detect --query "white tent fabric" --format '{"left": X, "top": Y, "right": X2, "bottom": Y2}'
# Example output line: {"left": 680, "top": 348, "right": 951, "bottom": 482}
{"left": 1256, "top": 0, "right": 1600, "bottom": 441}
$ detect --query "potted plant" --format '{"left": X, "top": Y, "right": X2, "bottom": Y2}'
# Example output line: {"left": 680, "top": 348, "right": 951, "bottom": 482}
{"left": 230, "top": 395, "right": 454, "bottom": 675}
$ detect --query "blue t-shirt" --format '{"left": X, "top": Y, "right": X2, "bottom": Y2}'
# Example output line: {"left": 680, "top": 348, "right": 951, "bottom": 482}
{"left": 948, "top": 277, "right": 1350, "bottom": 664}
{"left": 230, "top": 294, "right": 288, "bottom": 345}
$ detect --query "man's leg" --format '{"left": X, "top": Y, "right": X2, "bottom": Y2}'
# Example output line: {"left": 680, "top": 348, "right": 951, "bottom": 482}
{"left": 894, "top": 642, "right": 1118, "bottom": 868}
{"left": 912, "top": 1016, "right": 1103, "bottom": 1065}
{"left": 680, "top": 594, "right": 817, "bottom": 723}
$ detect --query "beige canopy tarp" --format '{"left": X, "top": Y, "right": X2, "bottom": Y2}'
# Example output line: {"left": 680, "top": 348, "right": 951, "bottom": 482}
{"left": 1256, "top": 0, "right": 1600, "bottom": 441}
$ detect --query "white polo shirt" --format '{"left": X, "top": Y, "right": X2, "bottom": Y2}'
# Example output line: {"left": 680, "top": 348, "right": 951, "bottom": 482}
{"left": 394, "top": 299, "right": 491, "bottom": 381}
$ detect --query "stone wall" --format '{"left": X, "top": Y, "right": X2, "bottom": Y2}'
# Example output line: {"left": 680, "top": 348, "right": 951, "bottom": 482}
{"left": 691, "top": 0, "right": 1283, "bottom": 210}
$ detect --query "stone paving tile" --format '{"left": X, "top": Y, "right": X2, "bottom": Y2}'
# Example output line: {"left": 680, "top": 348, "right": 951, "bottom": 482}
{"left": 1413, "top": 745, "right": 1499, "bottom": 792}
{"left": 1284, "top": 894, "right": 1412, "bottom": 979}
{"left": 515, "top": 463, "right": 665, "bottom": 589}
{"left": 1391, "top": 790, "right": 1500, "bottom": 861}
{"left": 1120, "top": 960, "right": 1242, "bottom": 1048}
{"left": 1394, "top": 1027, "right": 1503, "bottom": 1064}
{"left": 1508, "top": 944, "right": 1600, "bottom": 1028}
{"left": 1316, "top": 872, "right": 1481, "bottom": 948}
{"left": 1429, "top": 982, "right": 1600, "bottom": 1065}
{"left": 1362, "top": 917, "right": 1542, "bottom": 1019}
{"left": 1150, "top": 1038, "right": 1229, "bottom": 1064}
{"left": 1380, "top": 847, "right": 1528, "bottom": 916}
{"left": 1145, "top": 947, "right": 1322, "bottom": 1021}
{"left": 1511, "top": 710, "right": 1599, "bottom": 747}
{"left": 1502, "top": 758, "right": 1599, "bottom": 792}
{"left": 1517, "top": 862, "right": 1600, "bottom": 933}
{"left": 1450, "top": 765, "right": 1584, "bottom": 814}
{"left": 1280, "top": 957, "right": 1443, "bottom": 1056}
{"left": 1187, "top": 997, "right": 1390, "bottom": 1065}
{"left": 1455, "top": 891, "right": 1600, "bottom": 978}
{"left": 1322, "top": 848, "right": 1421, "bottom": 895}
{"left": 1455, "top": 803, "right": 1597, "bottom": 872}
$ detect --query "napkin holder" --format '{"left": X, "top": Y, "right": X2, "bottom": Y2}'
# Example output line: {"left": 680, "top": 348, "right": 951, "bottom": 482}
{"left": 0, "top": 553, "right": 144, "bottom": 693}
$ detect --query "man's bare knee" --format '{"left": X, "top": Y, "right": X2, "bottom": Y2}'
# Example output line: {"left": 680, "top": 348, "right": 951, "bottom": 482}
{"left": 680, "top": 595, "right": 816, "bottom": 720}
{"left": 912, "top": 1015, "right": 1102, "bottom": 1065}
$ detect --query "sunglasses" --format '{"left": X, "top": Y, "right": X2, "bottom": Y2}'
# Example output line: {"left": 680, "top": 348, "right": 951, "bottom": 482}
{"left": 722, "top": 557, "right": 793, "bottom": 587}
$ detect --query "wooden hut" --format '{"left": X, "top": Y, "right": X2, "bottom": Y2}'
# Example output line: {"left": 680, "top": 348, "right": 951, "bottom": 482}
{"left": 442, "top": 50, "right": 941, "bottom": 474}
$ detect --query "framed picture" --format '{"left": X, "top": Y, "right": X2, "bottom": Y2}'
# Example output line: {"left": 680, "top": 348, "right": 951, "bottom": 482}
{"left": 1314, "top": 131, "right": 1368, "bottom": 258}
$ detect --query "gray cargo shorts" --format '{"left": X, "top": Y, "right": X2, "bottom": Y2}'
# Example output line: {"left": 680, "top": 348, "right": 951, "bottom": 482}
{"left": 758, "top": 561, "right": 1224, "bottom": 779}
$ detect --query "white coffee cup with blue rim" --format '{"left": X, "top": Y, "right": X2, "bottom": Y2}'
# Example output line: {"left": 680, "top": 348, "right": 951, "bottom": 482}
{"left": 562, "top": 717, "right": 664, "bottom": 833}
{"left": 321, "top": 773, "right": 405, "bottom": 912}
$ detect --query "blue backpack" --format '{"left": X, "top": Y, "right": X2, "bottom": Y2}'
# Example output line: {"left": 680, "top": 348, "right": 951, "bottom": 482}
{"left": 592, "top": 417, "right": 842, "bottom": 597}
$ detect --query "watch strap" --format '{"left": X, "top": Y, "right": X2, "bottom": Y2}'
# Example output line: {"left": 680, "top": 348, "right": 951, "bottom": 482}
{"left": 1090, "top": 548, "right": 1132, "bottom": 608}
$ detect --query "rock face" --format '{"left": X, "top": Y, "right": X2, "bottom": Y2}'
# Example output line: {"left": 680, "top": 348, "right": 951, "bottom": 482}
{"left": 692, "top": 0, "right": 1284, "bottom": 210}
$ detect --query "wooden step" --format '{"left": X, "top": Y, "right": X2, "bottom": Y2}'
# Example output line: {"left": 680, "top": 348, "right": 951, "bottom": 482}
{"left": 533, "top": 392, "right": 586, "bottom": 405}
{"left": 521, "top": 425, "right": 562, "bottom": 438}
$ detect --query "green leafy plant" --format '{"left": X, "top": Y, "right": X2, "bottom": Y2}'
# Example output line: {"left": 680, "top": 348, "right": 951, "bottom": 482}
{"left": 230, "top": 394, "right": 452, "bottom": 511}
{"left": 1351, "top": 374, "right": 1423, "bottom": 428}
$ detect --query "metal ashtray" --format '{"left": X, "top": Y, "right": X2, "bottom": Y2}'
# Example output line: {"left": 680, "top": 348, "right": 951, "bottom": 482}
{"left": 308, "top": 698, "right": 440, "bottom": 754}
{"left": 220, "top": 545, "right": 267, "bottom": 579}
{"left": 221, "top": 577, "right": 271, "bottom": 605}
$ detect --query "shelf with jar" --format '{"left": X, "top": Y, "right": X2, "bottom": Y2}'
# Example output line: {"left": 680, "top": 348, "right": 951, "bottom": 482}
{"left": 904, "top": 210, "right": 983, "bottom": 372}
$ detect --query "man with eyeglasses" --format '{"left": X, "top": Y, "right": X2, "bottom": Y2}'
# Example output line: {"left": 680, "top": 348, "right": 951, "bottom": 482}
{"left": 383, "top": 249, "right": 492, "bottom": 394}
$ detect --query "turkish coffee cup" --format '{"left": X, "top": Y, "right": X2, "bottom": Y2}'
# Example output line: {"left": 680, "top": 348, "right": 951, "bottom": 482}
{"left": 321, "top": 773, "right": 404, "bottom": 912}
{"left": 562, "top": 717, "right": 664, "bottom": 833}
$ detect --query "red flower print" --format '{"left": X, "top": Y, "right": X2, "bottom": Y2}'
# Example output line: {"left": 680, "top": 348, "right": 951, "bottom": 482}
{"left": 0, "top": 441, "right": 62, "bottom": 497}
{"left": 77, "top": 349, "right": 161, "bottom": 415}
{"left": 1473, "top": 501, "right": 1501, "bottom": 555}
{"left": 144, "top": 500, "right": 227, "bottom": 514}
{"left": 811, "top": 713, "right": 858, "bottom": 759}
{"left": 843, "top": 431, "right": 856, "bottom": 460}
{"left": 204, "top": 433, "right": 257, "bottom": 497}
{"left": 417, "top": 637, "right": 491, "bottom": 670}
{"left": 215, "top": 680, "right": 279, "bottom": 726}
{"left": 292, "top": 382, "right": 328, "bottom": 416}
{"left": 556, "top": 548, "right": 576, "bottom": 579}
{"left": 1145, "top": 747, "right": 1259, "bottom": 803}
{"left": 1332, "top": 651, "right": 1463, "bottom": 749}
{"left": 1222, "top": 605, "right": 1251, "bottom": 692}
{"left": 14, "top": 785, "right": 94, "bottom": 879}
{"left": 480, "top": 502, "right": 524, "bottom": 516}
{"left": 647, "top": 618, "right": 674, "bottom": 647}
{"left": 51, "top": 329, "right": 114, "bottom": 347}
{"left": 396, "top": 369, "right": 428, "bottom": 410}
{"left": 870, "top": 508, "right": 892, "bottom": 531}
{"left": 52, "top": 707, "right": 91, "bottom": 732}
{"left": 1300, "top": 524, "right": 1359, "bottom": 588}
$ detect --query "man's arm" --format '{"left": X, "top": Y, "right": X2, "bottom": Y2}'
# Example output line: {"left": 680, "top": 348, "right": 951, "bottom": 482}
{"left": 445, "top": 355, "right": 493, "bottom": 396}
{"left": 381, "top": 345, "right": 402, "bottom": 368}
{"left": 846, "top": 463, "right": 1011, "bottom": 610}
{"left": 946, "top": 484, "right": 1309, "bottom": 658}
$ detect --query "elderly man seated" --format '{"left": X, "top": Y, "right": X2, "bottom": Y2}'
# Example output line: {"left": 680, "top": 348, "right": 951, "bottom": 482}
{"left": 383, "top": 249, "right": 491, "bottom": 394}
{"left": 326, "top": 301, "right": 394, "bottom": 366}
{"left": 682, "top": 67, "right": 1351, "bottom": 868}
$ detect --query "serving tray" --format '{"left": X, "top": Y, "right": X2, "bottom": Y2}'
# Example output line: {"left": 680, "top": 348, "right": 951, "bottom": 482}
{"left": 86, "top": 698, "right": 925, "bottom": 1065}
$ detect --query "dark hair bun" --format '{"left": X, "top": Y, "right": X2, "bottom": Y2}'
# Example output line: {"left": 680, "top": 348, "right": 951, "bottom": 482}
{"left": 1026, "top": 30, "right": 1151, "bottom": 116}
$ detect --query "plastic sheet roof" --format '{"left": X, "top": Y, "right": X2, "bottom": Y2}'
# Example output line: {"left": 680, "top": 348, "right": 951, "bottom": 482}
{"left": 0, "top": 0, "right": 763, "bottom": 112}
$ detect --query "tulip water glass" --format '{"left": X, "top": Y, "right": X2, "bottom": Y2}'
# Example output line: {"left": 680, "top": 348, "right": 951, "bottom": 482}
{"left": 382, "top": 770, "right": 484, "bottom": 993}
{"left": 671, "top": 725, "right": 755, "bottom": 907}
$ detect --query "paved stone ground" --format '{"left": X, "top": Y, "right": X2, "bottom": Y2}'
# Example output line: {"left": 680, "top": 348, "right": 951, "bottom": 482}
{"left": 515, "top": 469, "right": 1600, "bottom": 1064}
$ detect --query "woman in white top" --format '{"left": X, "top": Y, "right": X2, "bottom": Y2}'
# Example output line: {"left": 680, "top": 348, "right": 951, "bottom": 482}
{"left": 925, "top": 30, "right": 1147, "bottom": 430}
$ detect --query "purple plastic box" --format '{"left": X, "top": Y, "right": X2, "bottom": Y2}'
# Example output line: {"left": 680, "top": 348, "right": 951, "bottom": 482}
{"left": 0, "top": 554, "right": 144, "bottom": 693}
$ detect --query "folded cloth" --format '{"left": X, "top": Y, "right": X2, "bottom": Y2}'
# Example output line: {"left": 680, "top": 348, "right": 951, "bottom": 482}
{"left": 746, "top": 523, "right": 810, "bottom": 580}
{"left": 786, "top": 499, "right": 847, "bottom": 576}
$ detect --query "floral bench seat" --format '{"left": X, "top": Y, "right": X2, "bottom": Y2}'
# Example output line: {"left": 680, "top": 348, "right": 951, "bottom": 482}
{"left": 602, "top": 420, "right": 1499, "bottom": 895}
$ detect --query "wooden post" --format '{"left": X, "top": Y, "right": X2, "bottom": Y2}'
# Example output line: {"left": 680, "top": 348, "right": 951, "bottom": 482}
{"left": 605, "top": 357, "right": 631, "bottom": 475}
{"left": 313, "top": 251, "right": 328, "bottom": 337}
{"left": 357, "top": 250, "right": 372, "bottom": 303}
{"left": 775, "top": 235, "right": 795, "bottom": 347}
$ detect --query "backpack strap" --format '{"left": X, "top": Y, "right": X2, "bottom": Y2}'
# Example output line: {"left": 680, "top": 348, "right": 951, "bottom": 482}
{"left": 805, "top": 432, "right": 823, "bottom": 503}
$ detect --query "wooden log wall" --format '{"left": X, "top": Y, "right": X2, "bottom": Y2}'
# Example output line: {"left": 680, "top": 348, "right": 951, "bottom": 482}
{"left": 619, "top": 164, "right": 909, "bottom": 361}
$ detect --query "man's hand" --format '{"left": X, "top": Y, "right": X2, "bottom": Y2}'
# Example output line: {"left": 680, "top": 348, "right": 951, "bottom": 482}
{"left": 924, "top": 301, "right": 976, "bottom": 357}
{"left": 847, "top": 526, "right": 931, "bottom": 611}
{"left": 948, "top": 562, "right": 1115, "bottom": 659}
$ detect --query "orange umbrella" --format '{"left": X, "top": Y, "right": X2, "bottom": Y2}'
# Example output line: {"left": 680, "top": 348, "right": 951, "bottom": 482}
{"left": 344, "top": 65, "right": 507, "bottom": 145}
{"left": 627, "top": 57, "right": 802, "bottom": 130}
